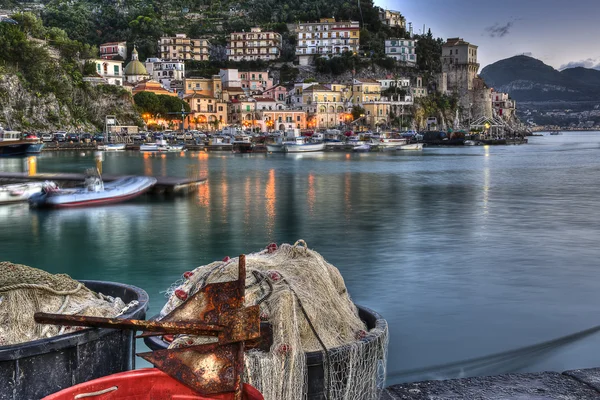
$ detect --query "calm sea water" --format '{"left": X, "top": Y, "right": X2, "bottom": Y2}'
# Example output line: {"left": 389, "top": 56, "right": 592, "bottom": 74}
{"left": 2, "top": 132, "right": 600, "bottom": 385}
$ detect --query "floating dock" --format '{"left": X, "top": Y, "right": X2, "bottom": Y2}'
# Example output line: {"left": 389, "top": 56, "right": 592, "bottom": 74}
{"left": 0, "top": 172, "right": 206, "bottom": 196}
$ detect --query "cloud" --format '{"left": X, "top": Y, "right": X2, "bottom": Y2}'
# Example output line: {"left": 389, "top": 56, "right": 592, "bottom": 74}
{"left": 559, "top": 58, "right": 600, "bottom": 70}
{"left": 485, "top": 22, "right": 513, "bottom": 38}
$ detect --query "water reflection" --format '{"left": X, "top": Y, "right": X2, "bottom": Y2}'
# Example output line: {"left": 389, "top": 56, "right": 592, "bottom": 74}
{"left": 265, "top": 169, "right": 276, "bottom": 239}
{"left": 307, "top": 173, "right": 315, "bottom": 215}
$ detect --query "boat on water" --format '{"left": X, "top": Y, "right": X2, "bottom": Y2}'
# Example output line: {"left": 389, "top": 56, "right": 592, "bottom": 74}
{"left": 0, "top": 182, "right": 47, "bottom": 204}
{"left": 29, "top": 173, "right": 157, "bottom": 208}
{"left": 232, "top": 136, "right": 254, "bottom": 153}
{"left": 549, "top": 131, "right": 562, "bottom": 136}
{"left": 0, "top": 128, "right": 44, "bottom": 156}
{"left": 399, "top": 143, "right": 424, "bottom": 151}
{"left": 98, "top": 143, "right": 126, "bottom": 151}
{"left": 353, "top": 144, "right": 371, "bottom": 152}
{"left": 140, "top": 139, "right": 184, "bottom": 152}
{"left": 283, "top": 137, "right": 325, "bottom": 153}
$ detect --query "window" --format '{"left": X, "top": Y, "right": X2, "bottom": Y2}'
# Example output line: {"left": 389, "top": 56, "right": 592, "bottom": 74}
{"left": 246, "top": 105, "right": 251, "bottom": 111}
{"left": 218, "top": 106, "right": 223, "bottom": 111}
{"left": 297, "top": 116, "right": 301, "bottom": 121}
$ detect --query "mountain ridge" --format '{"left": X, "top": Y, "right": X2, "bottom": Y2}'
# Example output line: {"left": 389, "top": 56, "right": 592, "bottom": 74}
{"left": 480, "top": 55, "right": 600, "bottom": 102}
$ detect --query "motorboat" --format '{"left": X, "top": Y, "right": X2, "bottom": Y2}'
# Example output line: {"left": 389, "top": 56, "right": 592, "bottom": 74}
{"left": 266, "top": 143, "right": 285, "bottom": 153}
{"left": 353, "top": 144, "right": 371, "bottom": 152}
{"left": 399, "top": 143, "right": 424, "bottom": 151}
{"left": 140, "top": 139, "right": 185, "bottom": 152}
{"left": 283, "top": 137, "right": 325, "bottom": 153}
{"left": 29, "top": 173, "right": 157, "bottom": 208}
{"left": 464, "top": 140, "right": 476, "bottom": 146}
{"left": 0, "top": 182, "right": 47, "bottom": 204}
{"left": 98, "top": 143, "right": 126, "bottom": 151}
{"left": 373, "top": 138, "right": 409, "bottom": 148}
{"left": 0, "top": 128, "right": 44, "bottom": 156}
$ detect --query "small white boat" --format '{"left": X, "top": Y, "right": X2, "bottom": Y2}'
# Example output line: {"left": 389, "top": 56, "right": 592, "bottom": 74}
{"left": 29, "top": 174, "right": 157, "bottom": 208}
{"left": 266, "top": 144, "right": 285, "bottom": 153}
{"left": 0, "top": 182, "right": 46, "bottom": 204}
{"left": 98, "top": 143, "right": 126, "bottom": 151}
{"left": 353, "top": 144, "right": 371, "bottom": 152}
{"left": 399, "top": 143, "right": 424, "bottom": 151}
{"left": 140, "top": 139, "right": 185, "bottom": 152}
{"left": 283, "top": 137, "right": 325, "bottom": 153}
{"left": 373, "top": 138, "right": 408, "bottom": 148}
{"left": 464, "top": 140, "right": 476, "bottom": 146}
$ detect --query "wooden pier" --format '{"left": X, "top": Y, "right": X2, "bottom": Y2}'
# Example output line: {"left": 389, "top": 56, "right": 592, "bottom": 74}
{"left": 0, "top": 172, "right": 206, "bottom": 196}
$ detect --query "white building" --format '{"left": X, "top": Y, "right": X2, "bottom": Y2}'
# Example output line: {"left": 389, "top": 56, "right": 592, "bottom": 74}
{"left": 377, "top": 78, "right": 411, "bottom": 90}
{"left": 89, "top": 59, "right": 124, "bottom": 86}
{"left": 144, "top": 58, "right": 185, "bottom": 91}
{"left": 295, "top": 19, "right": 360, "bottom": 66}
{"left": 100, "top": 42, "right": 127, "bottom": 60}
{"left": 385, "top": 38, "right": 417, "bottom": 65}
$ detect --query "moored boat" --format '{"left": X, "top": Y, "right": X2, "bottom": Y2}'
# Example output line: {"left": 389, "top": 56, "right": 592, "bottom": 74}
{"left": 29, "top": 174, "right": 157, "bottom": 208}
{"left": 140, "top": 139, "right": 184, "bottom": 152}
{"left": 98, "top": 143, "right": 126, "bottom": 151}
{"left": 232, "top": 136, "right": 254, "bottom": 153}
{"left": 399, "top": 143, "right": 424, "bottom": 150}
{"left": 0, "top": 182, "right": 46, "bottom": 204}
{"left": 353, "top": 144, "right": 371, "bottom": 152}
{"left": 0, "top": 128, "right": 43, "bottom": 156}
{"left": 283, "top": 137, "right": 325, "bottom": 153}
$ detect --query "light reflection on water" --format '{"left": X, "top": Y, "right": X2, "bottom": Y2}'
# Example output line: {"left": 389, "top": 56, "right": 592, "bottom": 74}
{"left": 2, "top": 132, "right": 600, "bottom": 384}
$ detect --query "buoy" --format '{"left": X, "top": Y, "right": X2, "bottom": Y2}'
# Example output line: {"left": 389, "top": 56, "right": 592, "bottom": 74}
{"left": 222, "top": 256, "right": 231, "bottom": 262}
{"left": 183, "top": 271, "right": 194, "bottom": 279}
{"left": 266, "top": 243, "right": 278, "bottom": 253}
{"left": 174, "top": 289, "right": 188, "bottom": 301}
{"left": 80, "top": 153, "right": 85, "bottom": 156}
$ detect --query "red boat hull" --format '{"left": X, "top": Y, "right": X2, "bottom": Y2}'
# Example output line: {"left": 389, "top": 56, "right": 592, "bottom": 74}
{"left": 43, "top": 368, "right": 264, "bottom": 399}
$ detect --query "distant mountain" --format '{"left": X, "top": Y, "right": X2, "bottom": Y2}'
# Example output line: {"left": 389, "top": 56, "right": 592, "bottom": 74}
{"left": 480, "top": 56, "right": 600, "bottom": 102}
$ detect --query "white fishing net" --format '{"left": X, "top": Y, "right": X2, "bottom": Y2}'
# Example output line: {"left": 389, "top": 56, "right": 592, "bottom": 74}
{"left": 159, "top": 240, "right": 388, "bottom": 400}
{"left": 0, "top": 261, "right": 133, "bottom": 346}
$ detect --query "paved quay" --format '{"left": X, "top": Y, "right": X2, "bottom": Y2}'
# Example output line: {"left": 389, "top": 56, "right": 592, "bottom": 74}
{"left": 382, "top": 368, "right": 600, "bottom": 399}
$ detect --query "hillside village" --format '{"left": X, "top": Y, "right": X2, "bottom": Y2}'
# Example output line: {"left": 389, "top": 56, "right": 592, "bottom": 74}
{"left": 0, "top": 5, "right": 521, "bottom": 133}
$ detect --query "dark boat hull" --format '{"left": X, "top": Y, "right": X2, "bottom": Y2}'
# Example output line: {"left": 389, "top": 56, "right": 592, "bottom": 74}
{"left": 0, "top": 143, "right": 30, "bottom": 156}
{"left": 232, "top": 142, "right": 254, "bottom": 153}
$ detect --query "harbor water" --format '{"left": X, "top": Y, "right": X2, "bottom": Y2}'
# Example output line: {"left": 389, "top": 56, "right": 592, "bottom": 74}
{"left": 2, "top": 132, "right": 600, "bottom": 386}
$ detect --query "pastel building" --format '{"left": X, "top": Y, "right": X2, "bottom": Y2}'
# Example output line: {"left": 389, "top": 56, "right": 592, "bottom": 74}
{"left": 227, "top": 27, "right": 282, "bottom": 61}
{"left": 144, "top": 58, "right": 185, "bottom": 91}
{"left": 378, "top": 9, "right": 406, "bottom": 29}
{"left": 158, "top": 34, "right": 210, "bottom": 61}
{"left": 100, "top": 42, "right": 127, "bottom": 60}
{"left": 295, "top": 19, "right": 360, "bottom": 66}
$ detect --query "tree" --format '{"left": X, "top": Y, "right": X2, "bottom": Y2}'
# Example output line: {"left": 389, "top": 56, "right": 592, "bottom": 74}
{"left": 134, "top": 92, "right": 161, "bottom": 116}
{"left": 351, "top": 105, "right": 366, "bottom": 121}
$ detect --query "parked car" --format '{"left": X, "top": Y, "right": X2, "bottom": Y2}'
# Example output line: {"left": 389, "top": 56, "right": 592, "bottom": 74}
{"left": 41, "top": 133, "right": 53, "bottom": 142}
{"left": 80, "top": 133, "right": 93, "bottom": 141}
{"left": 93, "top": 133, "right": 105, "bottom": 142}
{"left": 53, "top": 132, "right": 66, "bottom": 142}
{"left": 66, "top": 133, "right": 79, "bottom": 142}
{"left": 176, "top": 132, "right": 187, "bottom": 140}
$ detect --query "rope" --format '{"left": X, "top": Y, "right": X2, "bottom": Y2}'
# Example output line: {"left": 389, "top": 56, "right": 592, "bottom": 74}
{"left": 282, "top": 277, "right": 331, "bottom": 400}
{"left": 74, "top": 386, "right": 118, "bottom": 398}
{"left": 0, "top": 282, "right": 84, "bottom": 295}
{"left": 41, "top": 295, "right": 71, "bottom": 338}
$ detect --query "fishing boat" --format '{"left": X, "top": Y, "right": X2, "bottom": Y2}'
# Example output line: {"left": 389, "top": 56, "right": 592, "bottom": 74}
{"left": 0, "top": 128, "right": 44, "bottom": 156}
{"left": 98, "top": 143, "right": 126, "bottom": 151}
{"left": 399, "top": 143, "right": 424, "bottom": 151}
{"left": 283, "top": 137, "right": 325, "bottom": 153}
{"left": 0, "top": 182, "right": 46, "bottom": 204}
{"left": 140, "top": 139, "right": 185, "bottom": 152}
{"left": 29, "top": 173, "right": 157, "bottom": 208}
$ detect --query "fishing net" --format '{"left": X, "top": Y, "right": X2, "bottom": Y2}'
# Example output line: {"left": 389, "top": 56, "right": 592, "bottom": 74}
{"left": 159, "top": 240, "right": 388, "bottom": 400}
{"left": 0, "top": 261, "right": 133, "bottom": 346}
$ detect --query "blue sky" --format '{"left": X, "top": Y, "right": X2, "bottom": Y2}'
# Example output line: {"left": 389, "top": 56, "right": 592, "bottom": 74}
{"left": 376, "top": 0, "right": 600, "bottom": 71}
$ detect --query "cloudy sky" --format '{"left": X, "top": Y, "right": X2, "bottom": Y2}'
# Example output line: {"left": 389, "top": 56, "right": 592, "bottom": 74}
{"left": 376, "top": 0, "right": 600, "bottom": 71}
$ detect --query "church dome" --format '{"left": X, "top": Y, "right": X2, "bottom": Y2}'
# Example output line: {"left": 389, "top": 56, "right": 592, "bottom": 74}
{"left": 124, "top": 48, "right": 148, "bottom": 76}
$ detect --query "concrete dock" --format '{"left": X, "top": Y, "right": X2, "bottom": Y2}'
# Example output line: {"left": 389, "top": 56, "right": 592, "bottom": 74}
{"left": 382, "top": 368, "right": 600, "bottom": 399}
{"left": 0, "top": 172, "right": 206, "bottom": 195}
